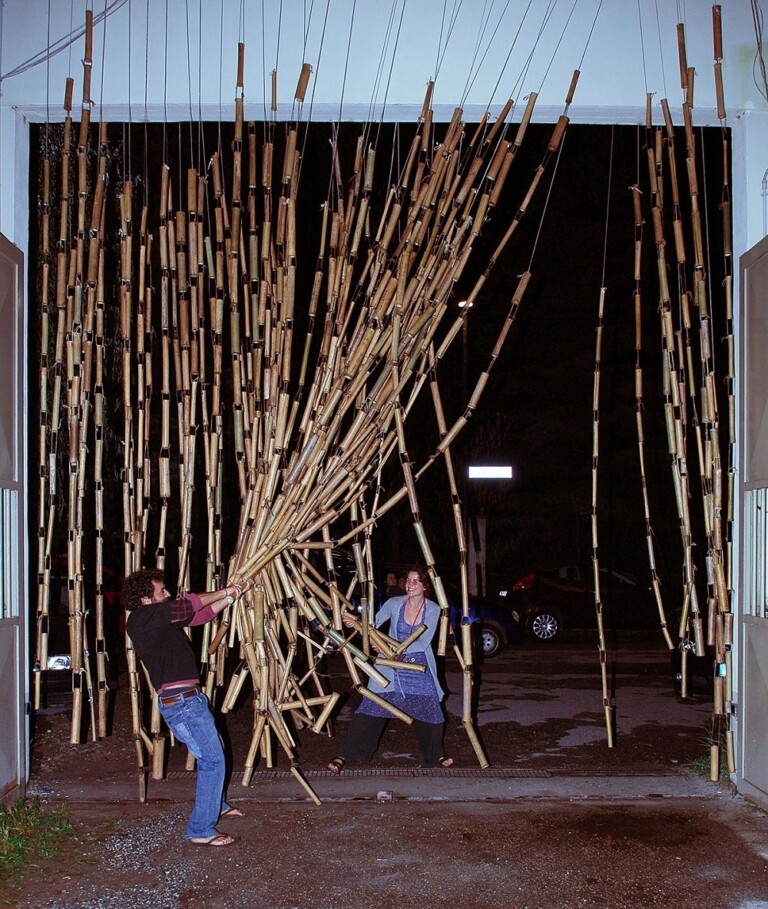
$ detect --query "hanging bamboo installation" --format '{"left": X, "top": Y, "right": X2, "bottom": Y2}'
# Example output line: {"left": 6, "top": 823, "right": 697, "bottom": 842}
{"left": 636, "top": 9, "right": 733, "bottom": 775}
{"left": 30, "top": 5, "right": 734, "bottom": 796}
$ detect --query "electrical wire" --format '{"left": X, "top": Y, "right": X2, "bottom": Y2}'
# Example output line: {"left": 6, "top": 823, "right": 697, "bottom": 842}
{"left": 750, "top": 0, "right": 768, "bottom": 102}
{"left": 1, "top": 0, "right": 129, "bottom": 81}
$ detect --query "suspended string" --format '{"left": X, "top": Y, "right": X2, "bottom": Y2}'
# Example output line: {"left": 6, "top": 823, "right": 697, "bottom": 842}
{"left": 534, "top": 0, "right": 578, "bottom": 98}
{"left": 218, "top": 0, "right": 225, "bottom": 155}
{"left": 600, "top": 125, "right": 614, "bottom": 288}
{"left": 296, "top": 0, "right": 333, "bottom": 187}
{"left": 526, "top": 125, "right": 567, "bottom": 273}
{"left": 459, "top": 0, "right": 515, "bottom": 109}
{"left": 99, "top": 0, "right": 108, "bottom": 125}
{"left": 261, "top": 0, "right": 268, "bottom": 122}
{"left": 289, "top": 0, "right": 316, "bottom": 123}
{"left": 484, "top": 0, "right": 535, "bottom": 110}
{"left": 636, "top": 0, "right": 650, "bottom": 96}
{"left": 503, "top": 0, "right": 559, "bottom": 109}
{"left": 653, "top": 0, "right": 669, "bottom": 100}
{"left": 197, "top": 0, "right": 206, "bottom": 175}
{"left": 184, "top": 0, "right": 196, "bottom": 170}
{"left": 68, "top": 0, "right": 75, "bottom": 77}
{"left": 372, "top": 0, "right": 409, "bottom": 144}
{"left": 126, "top": 0, "right": 132, "bottom": 179}
{"left": 46, "top": 0, "right": 51, "bottom": 144}
{"left": 577, "top": 0, "right": 604, "bottom": 74}
{"left": 335, "top": 0, "right": 358, "bottom": 124}
{"left": 433, "top": 0, "right": 465, "bottom": 84}
{"left": 143, "top": 0, "right": 150, "bottom": 208}
{"left": 700, "top": 128, "right": 716, "bottom": 375}
{"left": 162, "top": 0, "right": 169, "bottom": 165}
{"left": 365, "top": 0, "right": 402, "bottom": 131}
{"left": 305, "top": 0, "right": 332, "bottom": 125}
{"left": 269, "top": 0, "right": 284, "bottom": 122}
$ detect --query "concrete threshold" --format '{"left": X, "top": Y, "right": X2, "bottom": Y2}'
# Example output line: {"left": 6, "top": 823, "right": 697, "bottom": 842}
{"left": 31, "top": 767, "right": 725, "bottom": 806}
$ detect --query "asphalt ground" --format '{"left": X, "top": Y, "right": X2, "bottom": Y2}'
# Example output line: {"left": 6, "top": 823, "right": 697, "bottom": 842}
{"left": 16, "top": 635, "right": 768, "bottom": 909}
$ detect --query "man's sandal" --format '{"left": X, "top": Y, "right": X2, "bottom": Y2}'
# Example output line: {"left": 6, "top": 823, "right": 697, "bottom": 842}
{"left": 220, "top": 806, "right": 245, "bottom": 819}
{"left": 189, "top": 833, "right": 238, "bottom": 847}
{"left": 327, "top": 756, "right": 345, "bottom": 774}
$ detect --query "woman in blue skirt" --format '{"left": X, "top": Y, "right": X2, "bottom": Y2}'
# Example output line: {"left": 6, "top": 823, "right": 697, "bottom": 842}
{"left": 327, "top": 565, "right": 454, "bottom": 772}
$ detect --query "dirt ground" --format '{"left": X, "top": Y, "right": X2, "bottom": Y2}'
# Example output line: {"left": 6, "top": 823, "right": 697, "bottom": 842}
{"left": 9, "top": 636, "right": 736, "bottom": 909}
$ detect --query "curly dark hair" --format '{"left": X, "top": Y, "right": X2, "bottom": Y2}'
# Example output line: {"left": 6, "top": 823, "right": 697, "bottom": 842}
{"left": 123, "top": 568, "right": 166, "bottom": 611}
{"left": 406, "top": 565, "right": 433, "bottom": 599}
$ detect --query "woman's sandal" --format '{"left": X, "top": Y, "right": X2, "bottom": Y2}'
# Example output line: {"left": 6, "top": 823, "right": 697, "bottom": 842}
{"left": 437, "top": 756, "right": 454, "bottom": 768}
{"left": 189, "top": 833, "right": 238, "bottom": 847}
{"left": 327, "top": 756, "right": 346, "bottom": 774}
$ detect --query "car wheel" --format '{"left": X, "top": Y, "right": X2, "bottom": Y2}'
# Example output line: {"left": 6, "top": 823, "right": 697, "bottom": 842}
{"left": 479, "top": 622, "right": 506, "bottom": 658}
{"left": 530, "top": 611, "right": 561, "bottom": 641}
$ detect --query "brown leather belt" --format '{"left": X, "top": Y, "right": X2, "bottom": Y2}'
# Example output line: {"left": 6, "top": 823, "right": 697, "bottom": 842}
{"left": 159, "top": 687, "right": 200, "bottom": 707}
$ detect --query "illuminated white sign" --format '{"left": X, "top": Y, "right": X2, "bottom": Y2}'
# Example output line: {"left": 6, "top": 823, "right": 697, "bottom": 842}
{"left": 468, "top": 465, "right": 512, "bottom": 479}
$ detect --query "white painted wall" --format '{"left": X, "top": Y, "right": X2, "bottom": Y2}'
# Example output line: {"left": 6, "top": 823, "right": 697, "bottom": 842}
{"left": 1, "top": 1, "right": 766, "bottom": 248}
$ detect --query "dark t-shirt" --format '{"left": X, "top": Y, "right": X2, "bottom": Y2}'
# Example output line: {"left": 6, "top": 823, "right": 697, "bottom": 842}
{"left": 126, "top": 594, "right": 211, "bottom": 692}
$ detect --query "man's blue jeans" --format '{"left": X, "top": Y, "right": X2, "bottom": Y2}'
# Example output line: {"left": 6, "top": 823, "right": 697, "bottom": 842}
{"left": 158, "top": 691, "right": 230, "bottom": 840}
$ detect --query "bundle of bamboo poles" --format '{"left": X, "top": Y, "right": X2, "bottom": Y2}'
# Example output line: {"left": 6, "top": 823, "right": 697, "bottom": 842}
{"left": 632, "top": 7, "right": 734, "bottom": 777}
{"left": 33, "top": 12, "right": 575, "bottom": 797}
{"left": 31, "top": 8, "right": 734, "bottom": 796}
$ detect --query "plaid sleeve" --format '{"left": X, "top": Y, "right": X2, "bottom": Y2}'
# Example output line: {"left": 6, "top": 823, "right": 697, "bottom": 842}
{"left": 168, "top": 597, "right": 196, "bottom": 625}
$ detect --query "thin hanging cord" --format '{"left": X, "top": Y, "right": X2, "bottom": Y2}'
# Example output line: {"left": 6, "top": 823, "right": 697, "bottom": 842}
{"left": 297, "top": 0, "right": 333, "bottom": 187}
{"left": 535, "top": 0, "right": 579, "bottom": 97}
{"left": 365, "top": 0, "right": 409, "bottom": 146}
{"left": 292, "top": 0, "right": 316, "bottom": 122}
{"left": 218, "top": 0, "right": 225, "bottom": 148}
{"left": 636, "top": 0, "right": 650, "bottom": 96}
{"left": 185, "top": 0, "right": 195, "bottom": 170}
{"left": 306, "top": 0, "right": 332, "bottom": 124}
{"left": 68, "top": 0, "right": 75, "bottom": 77}
{"left": 335, "top": 0, "right": 358, "bottom": 124}
{"left": 46, "top": 0, "right": 51, "bottom": 140}
{"left": 272, "top": 0, "right": 284, "bottom": 121}
{"left": 162, "top": 0, "right": 169, "bottom": 165}
{"left": 198, "top": 0, "right": 205, "bottom": 186}
{"left": 374, "top": 0, "right": 409, "bottom": 143}
{"left": 99, "top": 0, "right": 109, "bottom": 125}
{"left": 700, "top": 128, "right": 716, "bottom": 373}
{"left": 434, "top": 0, "right": 465, "bottom": 83}
{"left": 653, "top": 0, "right": 668, "bottom": 100}
{"left": 365, "top": 0, "right": 400, "bottom": 128}
{"left": 526, "top": 130, "right": 567, "bottom": 273}
{"left": 127, "top": 0, "right": 132, "bottom": 177}
{"left": 261, "top": 0, "right": 268, "bottom": 121}
{"left": 485, "top": 0, "right": 535, "bottom": 109}
{"left": 600, "top": 126, "right": 615, "bottom": 288}
{"left": 274, "top": 0, "right": 284, "bottom": 75}
{"left": 505, "top": 0, "right": 559, "bottom": 108}
{"left": 460, "top": 0, "right": 513, "bottom": 109}
{"left": 143, "top": 0, "right": 150, "bottom": 208}
{"left": 577, "top": 0, "right": 604, "bottom": 72}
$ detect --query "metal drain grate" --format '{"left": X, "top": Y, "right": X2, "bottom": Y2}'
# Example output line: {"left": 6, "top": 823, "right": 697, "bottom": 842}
{"left": 166, "top": 767, "right": 553, "bottom": 781}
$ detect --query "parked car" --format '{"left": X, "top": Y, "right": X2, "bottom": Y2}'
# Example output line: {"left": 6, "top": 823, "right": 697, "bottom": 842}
{"left": 377, "top": 565, "right": 522, "bottom": 658}
{"left": 445, "top": 585, "right": 522, "bottom": 658}
{"left": 496, "top": 564, "right": 656, "bottom": 642}
{"left": 307, "top": 555, "right": 522, "bottom": 658}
